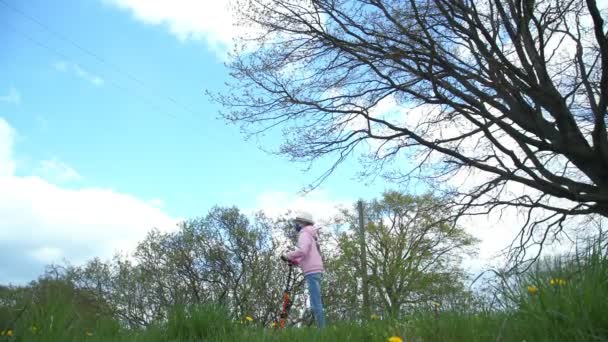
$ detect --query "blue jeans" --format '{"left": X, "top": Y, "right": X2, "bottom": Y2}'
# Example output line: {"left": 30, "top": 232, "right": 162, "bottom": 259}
{"left": 305, "top": 272, "right": 326, "bottom": 328}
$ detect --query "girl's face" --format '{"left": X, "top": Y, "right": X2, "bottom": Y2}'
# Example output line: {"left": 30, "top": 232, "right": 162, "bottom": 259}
{"left": 293, "top": 221, "right": 304, "bottom": 232}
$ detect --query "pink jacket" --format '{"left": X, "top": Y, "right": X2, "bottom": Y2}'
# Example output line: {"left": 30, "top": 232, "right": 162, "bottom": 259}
{"left": 286, "top": 225, "right": 324, "bottom": 275}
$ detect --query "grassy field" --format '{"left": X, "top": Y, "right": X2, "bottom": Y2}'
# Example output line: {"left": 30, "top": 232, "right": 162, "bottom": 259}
{"left": 2, "top": 242, "right": 607, "bottom": 341}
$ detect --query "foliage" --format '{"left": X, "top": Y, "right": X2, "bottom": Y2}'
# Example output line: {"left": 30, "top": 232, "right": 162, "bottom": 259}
{"left": 2, "top": 201, "right": 606, "bottom": 341}
{"left": 24, "top": 207, "right": 311, "bottom": 328}
{"left": 7, "top": 193, "right": 475, "bottom": 328}
{"left": 329, "top": 191, "right": 478, "bottom": 318}
{"left": 1, "top": 237, "right": 607, "bottom": 341}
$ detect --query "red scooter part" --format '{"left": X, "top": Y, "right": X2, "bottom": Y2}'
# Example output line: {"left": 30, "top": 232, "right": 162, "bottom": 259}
{"left": 276, "top": 258, "right": 295, "bottom": 328}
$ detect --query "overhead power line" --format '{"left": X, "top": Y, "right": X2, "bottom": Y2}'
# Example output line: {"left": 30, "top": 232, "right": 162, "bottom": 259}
{"left": 0, "top": 0, "right": 200, "bottom": 118}
{"left": 3, "top": 22, "right": 177, "bottom": 119}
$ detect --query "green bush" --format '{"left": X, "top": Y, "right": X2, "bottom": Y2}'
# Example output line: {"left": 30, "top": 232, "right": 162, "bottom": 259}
{"left": 2, "top": 238, "right": 606, "bottom": 341}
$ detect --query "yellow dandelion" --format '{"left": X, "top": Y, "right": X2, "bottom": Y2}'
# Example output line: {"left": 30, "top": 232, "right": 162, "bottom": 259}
{"left": 6, "top": 330, "right": 13, "bottom": 337}
{"left": 85, "top": 331, "right": 93, "bottom": 337}
{"left": 388, "top": 336, "right": 403, "bottom": 342}
{"left": 527, "top": 285, "right": 539, "bottom": 295}
{"left": 245, "top": 315, "right": 254, "bottom": 322}
{"left": 550, "top": 278, "right": 567, "bottom": 286}
{"left": 371, "top": 314, "right": 380, "bottom": 320}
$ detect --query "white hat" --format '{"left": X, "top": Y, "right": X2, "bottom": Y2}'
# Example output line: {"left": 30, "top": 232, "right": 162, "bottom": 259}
{"left": 294, "top": 211, "right": 314, "bottom": 225}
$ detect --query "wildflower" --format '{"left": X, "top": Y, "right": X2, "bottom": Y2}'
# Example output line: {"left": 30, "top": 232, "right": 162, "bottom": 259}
{"left": 431, "top": 301, "right": 441, "bottom": 308}
{"left": 388, "top": 336, "right": 403, "bottom": 342}
{"left": 527, "top": 285, "right": 539, "bottom": 295}
{"left": 6, "top": 330, "right": 13, "bottom": 337}
{"left": 550, "top": 278, "right": 566, "bottom": 286}
{"left": 371, "top": 314, "right": 381, "bottom": 320}
{"left": 271, "top": 322, "right": 277, "bottom": 328}
{"left": 245, "top": 315, "right": 254, "bottom": 322}
{"left": 86, "top": 331, "right": 93, "bottom": 337}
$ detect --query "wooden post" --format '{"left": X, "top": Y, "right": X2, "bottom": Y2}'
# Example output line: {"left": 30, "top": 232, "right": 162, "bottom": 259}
{"left": 358, "top": 200, "right": 371, "bottom": 321}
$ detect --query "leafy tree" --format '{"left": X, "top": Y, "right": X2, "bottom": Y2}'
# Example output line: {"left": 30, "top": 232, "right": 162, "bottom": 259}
{"left": 331, "top": 192, "right": 478, "bottom": 318}
{"left": 59, "top": 207, "right": 306, "bottom": 327}
{"left": 2, "top": 201, "right": 477, "bottom": 326}
{"left": 0, "top": 270, "right": 115, "bottom": 334}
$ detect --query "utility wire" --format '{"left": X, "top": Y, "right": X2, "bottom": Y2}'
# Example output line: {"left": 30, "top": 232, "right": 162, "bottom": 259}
{"left": 0, "top": 0, "right": 200, "bottom": 118}
{"left": 3, "top": 21, "right": 177, "bottom": 119}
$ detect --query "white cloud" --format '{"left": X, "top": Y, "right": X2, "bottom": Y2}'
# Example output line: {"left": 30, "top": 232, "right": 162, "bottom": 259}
{"left": 53, "top": 61, "right": 104, "bottom": 86}
{"left": 29, "top": 247, "right": 64, "bottom": 263}
{"left": 103, "top": 0, "right": 240, "bottom": 57}
{"left": 0, "top": 87, "right": 21, "bottom": 105}
{"left": 249, "top": 188, "right": 350, "bottom": 252}
{"left": 448, "top": 164, "right": 584, "bottom": 277}
{"left": 252, "top": 189, "right": 349, "bottom": 227}
{"left": 148, "top": 198, "right": 165, "bottom": 207}
{"left": 348, "top": 95, "right": 583, "bottom": 275}
{"left": 0, "top": 176, "right": 177, "bottom": 251}
{"left": 0, "top": 117, "right": 176, "bottom": 284}
{"left": 249, "top": 187, "right": 535, "bottom": 279}
{"left": 34, "top": 159, "right": 82, "bottom": 184}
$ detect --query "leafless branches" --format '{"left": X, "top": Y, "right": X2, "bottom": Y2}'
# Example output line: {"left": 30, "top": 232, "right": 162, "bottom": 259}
{"left": 215, "top": 0, "right": 608, "bottom": 266}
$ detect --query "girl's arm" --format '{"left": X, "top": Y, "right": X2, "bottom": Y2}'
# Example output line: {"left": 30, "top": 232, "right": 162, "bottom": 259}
{"left": 286, "top": 231, "right": 312, "bottom": 260}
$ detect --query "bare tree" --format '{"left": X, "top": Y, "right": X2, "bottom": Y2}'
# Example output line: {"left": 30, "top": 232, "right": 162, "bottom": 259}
{"left": 214, "top": 0, "right": 608, "bottom": 265}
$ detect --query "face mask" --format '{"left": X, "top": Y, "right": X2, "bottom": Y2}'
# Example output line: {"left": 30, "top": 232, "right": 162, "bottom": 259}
{"left": 293, "top": 221, "right": 303, "bottom": 232}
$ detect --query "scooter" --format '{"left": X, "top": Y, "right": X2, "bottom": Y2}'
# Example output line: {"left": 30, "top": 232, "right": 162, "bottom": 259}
{"left": 276, "top": 255, "right": 295, "bottom": 328}
{"left": 273, "top": 256, "right": 314, "bottom": 328}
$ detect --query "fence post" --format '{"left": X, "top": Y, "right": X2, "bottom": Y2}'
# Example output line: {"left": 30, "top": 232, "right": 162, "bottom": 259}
{"left": 358, "top": 200, "right": 371, "bottom": 321}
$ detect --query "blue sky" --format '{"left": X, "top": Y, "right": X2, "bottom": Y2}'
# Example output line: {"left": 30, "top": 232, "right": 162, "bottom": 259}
{"left": 3, "top": 0, "right": 578, "bottom": 285}
{"left": 0, "top": 0, "right": 395, "bottom": 283}
{"left": 1, "top": 0, "right": 390, "bottom": 216}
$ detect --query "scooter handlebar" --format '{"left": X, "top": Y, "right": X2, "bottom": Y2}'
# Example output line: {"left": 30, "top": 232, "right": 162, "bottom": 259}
{"left": 281, "top": 255, "right": 297, "bottom": 266}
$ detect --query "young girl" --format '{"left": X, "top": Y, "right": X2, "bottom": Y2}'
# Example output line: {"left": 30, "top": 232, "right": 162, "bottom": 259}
{"left": 282, "top": 211, "right": 326, "bottom": 328}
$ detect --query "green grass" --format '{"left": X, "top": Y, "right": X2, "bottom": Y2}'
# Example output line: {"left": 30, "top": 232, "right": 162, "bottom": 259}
{"left": 2, "top": 241, "right": 607, "bottom": 341}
